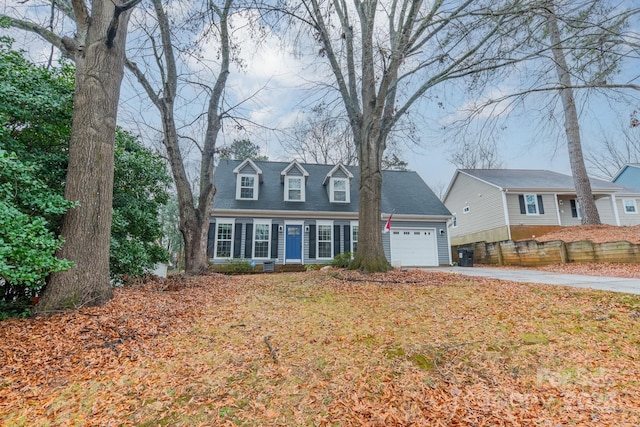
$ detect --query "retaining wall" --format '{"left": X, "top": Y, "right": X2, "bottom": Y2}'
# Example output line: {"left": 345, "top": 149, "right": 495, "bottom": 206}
{"left": 454, "top": 240, "right": 640, "bottom": 266}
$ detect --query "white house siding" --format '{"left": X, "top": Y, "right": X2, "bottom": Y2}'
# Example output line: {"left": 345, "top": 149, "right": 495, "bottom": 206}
{"left": 444, "top": 174, "right": 506, "bottom": 241}
{"left": 612, "top": 196, "right": 640, "bottom": 226}
{"left": 593, "top": 197, "right": 618, "bottom": 225}
{"left": 557, "top": 196, "right": 582, "bottom": 226}
{"left": 506, "top": 193, "right": 559, "bottom": 226}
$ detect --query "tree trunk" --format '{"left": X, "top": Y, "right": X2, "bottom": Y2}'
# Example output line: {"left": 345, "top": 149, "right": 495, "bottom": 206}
{"left": 180, "top": 208, "right": 210, "bottom": 275}
{"left": 36, "top": 0, "right": 134, "bottom": 313}
{"left": 545, "top": 5, "right": 601, "bottom": 225}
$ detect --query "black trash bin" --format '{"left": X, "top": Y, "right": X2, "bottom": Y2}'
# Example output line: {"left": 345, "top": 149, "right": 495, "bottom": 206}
{"left": 458, "top": 248, "right": 474, "bottom": 267}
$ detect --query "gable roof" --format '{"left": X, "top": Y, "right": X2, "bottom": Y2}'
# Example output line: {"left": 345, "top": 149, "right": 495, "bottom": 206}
{"left": 450, "top": 169, "right": 622, "bottom": 194}
{"left": 213, "top": 159, "right": 450, "bottom": 217}
{"left": 612, "top": 163, "right": 640, "bottom": 182}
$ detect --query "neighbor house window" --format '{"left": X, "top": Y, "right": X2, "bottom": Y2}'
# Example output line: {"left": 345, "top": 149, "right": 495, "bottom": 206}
{"left": 236, "top": 174, "right": 258, "bottom": 200}
{"left": 253, "top": 221, "right": 271, "bottom": 258}
{"left": 317, "top": 222, "right": 333, "bottom": 259}
{"left": 285, "top": 176, "right": 304, "bottom": 201}
{"left": 463, "top": 206, "right": 470, "bottom": 214}
{"left": 570, "top": 199, "right": 582, "bottom": 219}
{"left": 623, "top": 199, "right": 638, "bottom": 214}
{"left": 351, "top": 222, "right": 359, "bottom": 254}
{"left": 525, "top": 194, "right": 538, "bottom": 214}
{"left": 452, "top": 214, "right": 457, "bottom": 228}
{"left": 215, "top": 222, "right": 234, "bottom": 258}
{"left": 330, "top": 178, "right": 349, "bottom": 203}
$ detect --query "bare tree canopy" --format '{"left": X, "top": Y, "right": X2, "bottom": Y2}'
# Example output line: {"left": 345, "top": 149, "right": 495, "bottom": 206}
{"left": 263, "top": 0, "right": 535, "bottom": 271}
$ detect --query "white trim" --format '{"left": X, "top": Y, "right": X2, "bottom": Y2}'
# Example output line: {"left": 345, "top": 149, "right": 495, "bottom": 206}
{"left": 284, "top": 175, "right": 305, "bottom": 202}
{"left": 524, "top": 193, "right": 540, "bottom": 215}
{"left": 623, "top": 198, "right": 638, "bottom": 214}
{"left": 316, "top": 220, "right": 334, "bottom": 260}
{"left": 252, "top": 219, "right": 272, "bottom": 259}
{"left": 501, "top": 191, "right": 511, "bottom": 240}
{"left": 212, "top": 209, "right": 451, "bottom": 222}
{"left": 233, "top": 158, "right": 263, "bottom": 175}
{"left": 611, "top": 195, "right": 621, "bottom": 226}
{"left": 554, "top": 193, "right": 562, "bottom": 225}
{"left": 330, "top": 177, "right": 350, "bottom": 203}
{"left": 350, "top": 220, "right": 359, "bottom": 255}
{"left": 236, "top": 173, "right": 258, "bottom": 200}
{"left": 213, "top": 218, "right": 235, "bottom": 259}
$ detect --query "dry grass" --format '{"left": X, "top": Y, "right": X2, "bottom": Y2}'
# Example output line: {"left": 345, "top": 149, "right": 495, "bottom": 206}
{"left": 2, "top": 270, "right": 640, "bottom": 426}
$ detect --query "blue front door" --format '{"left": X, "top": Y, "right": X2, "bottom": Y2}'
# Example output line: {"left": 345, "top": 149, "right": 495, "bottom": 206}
{"left": 285, "top": 225, "right": 302, "bottom": 262}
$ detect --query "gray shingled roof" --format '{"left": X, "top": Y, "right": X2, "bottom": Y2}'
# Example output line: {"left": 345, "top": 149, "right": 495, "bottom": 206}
{"left": 460, "top": 169, "right": 622, "bottom": 192}
{"left": 213, "top": 159, "right": 451, "bottom": 217}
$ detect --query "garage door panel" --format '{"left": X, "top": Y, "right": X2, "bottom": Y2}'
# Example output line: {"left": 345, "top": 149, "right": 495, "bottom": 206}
{"left": 390, "top": 228, "right": 438, "bottom": 267}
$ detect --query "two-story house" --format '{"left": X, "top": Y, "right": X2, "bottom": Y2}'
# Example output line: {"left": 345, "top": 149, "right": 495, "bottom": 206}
{"left": 208, "top": 159, "right": 452, "bottom": 267}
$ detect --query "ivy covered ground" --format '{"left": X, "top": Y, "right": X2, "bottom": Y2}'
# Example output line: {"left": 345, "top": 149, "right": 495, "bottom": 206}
{"left": 1, "top": 269, "right": 639, "bottom": 426}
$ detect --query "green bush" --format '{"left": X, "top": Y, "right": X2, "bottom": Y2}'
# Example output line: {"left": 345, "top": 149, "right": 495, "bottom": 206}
{"left": 215, "top": 259, "right": 254, "bottom": 274}
{"left": 330, "top": 252, "right": 353, "bottom": 268}
{"left": 0, "top": 150, "right": 75, "bottom": 318}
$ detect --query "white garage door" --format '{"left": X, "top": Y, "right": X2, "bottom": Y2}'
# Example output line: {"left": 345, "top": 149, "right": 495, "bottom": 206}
{"left": 390, "top": 228, "right": 438, "bottom": 267}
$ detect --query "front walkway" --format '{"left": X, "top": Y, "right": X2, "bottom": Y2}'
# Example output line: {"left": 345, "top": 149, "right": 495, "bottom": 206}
{"left": 436, "top": 266, "right": 640, "bottom": 295}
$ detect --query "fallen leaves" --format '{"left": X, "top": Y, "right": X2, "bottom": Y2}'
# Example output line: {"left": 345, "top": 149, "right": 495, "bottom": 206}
{"left": 536, "top": 224, "right": 640, "bottom": 244}
{"left": 1, "top": 269, "right": 640, "bottom": 426}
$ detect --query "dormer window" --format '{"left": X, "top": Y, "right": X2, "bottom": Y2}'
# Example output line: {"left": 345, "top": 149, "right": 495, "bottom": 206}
{"left": 323, "top": 163, "right": 353, "bottom": 204}
{"left": 281, "top": 160, "right": 309, "bottom": 202}
{"left": 285, "top": 176, "right": 304, "bottom": 201}
{"left": 238, "top": 175, "right": 257, "bottom": 199}
{"left": 233, "top": 159, "right": 262, "bottom": 201}
{"left": 331, "top": 178, "right": 348, "bottom": 202}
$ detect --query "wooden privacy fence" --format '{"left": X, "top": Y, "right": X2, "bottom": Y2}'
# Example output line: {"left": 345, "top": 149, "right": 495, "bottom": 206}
{"left": 456, "top": 240, "right": 640, "bottom": 267}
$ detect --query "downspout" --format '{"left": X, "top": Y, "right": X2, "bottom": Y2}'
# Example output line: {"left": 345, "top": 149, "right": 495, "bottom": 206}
{"left": 502, "top": 189, "right": 512, "bottom": 240}
{"left": 611, "top": 194, "right": 621, "bottom": 226}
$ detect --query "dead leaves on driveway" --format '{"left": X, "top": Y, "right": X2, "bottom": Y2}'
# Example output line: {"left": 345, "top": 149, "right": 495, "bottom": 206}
{"left": 2, "top": 269, "right": 640, "bottom": 426}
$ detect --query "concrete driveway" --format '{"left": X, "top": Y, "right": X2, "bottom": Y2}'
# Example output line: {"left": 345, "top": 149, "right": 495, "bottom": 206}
{"left": 437, "top": 266, "right": 640, "bottom": 295}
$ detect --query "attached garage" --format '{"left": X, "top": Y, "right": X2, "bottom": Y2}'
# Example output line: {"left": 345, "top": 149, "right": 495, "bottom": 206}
{"left": 390, "top": 227, "right": 438, "bottom": 267}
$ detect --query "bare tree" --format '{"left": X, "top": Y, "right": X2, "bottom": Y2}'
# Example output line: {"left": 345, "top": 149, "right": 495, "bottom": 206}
{"left": 124, "top": 0, "right": 233, "bottom": 274}
{"left": 2, "top": 0, "right": 141, "bottom": 312}
{"left": 587, "top": 121, "right": 640, "bottom": 179}
{"left": 448, "top": 137, "right": 503, "bottom": 169}
{"left": 544, "top": 2, "right": 601, "bottom": 224}
{"left": 281, "top": 103, "right": 357, "bottom": 165}
{"left": 267, "top": 0, "right": 527, "bottom": 271}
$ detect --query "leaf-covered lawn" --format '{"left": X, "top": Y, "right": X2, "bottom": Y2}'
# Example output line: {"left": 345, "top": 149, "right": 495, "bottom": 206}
{"left": 2, "top": 269, "right": 640, "bottom": 426}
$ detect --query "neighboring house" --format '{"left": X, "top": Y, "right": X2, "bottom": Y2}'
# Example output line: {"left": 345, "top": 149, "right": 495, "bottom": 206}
{"left": 209, "top": 159, "right": 452, "bottom": 267}
{"left": 612, "top": 164, "right": 640, "bottom": 190}
{"left": 443, "top": 169, "right": 640, "bottom": 246}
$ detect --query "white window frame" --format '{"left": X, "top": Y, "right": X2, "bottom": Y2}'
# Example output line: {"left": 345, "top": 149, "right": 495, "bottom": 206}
{"left": 236, "top": 174, "right": 258, "bottom": 200}
{"left": 316, "top": 220, "right": 334, "bottom": 260}
{"left": 623, "top": 198, "right": 638, "bottom": 214}
{"left": 350, "top": 221, "right": 359, "bottom": 255}
{"left": 330, "top": 177, "right": 349, "bottom": 203}
{"left": 451, "top": 213, "right": 457, "bottom": 228}
{"left": 214, "top": 219, "right": 235, "bottom": 259}
{"left": 253, "top": 219, "right": 272, "bottom": 259}
{"left": 571, "top": 199, "right": 583, "bottom": 219}
{"left": 524, "top": 194, "right": 539, "bottom": 215}
{"left": 284, "top": 176, "right": 305, "bottom": 202}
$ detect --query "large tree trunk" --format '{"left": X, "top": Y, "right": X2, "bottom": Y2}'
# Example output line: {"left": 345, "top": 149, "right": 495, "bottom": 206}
{"left": 545, "top": 5, "right": 601, "bottom": 225}
{"left": 36, "top": 0, "right": 135, "bottom": 313}
{"left": 351, "top": 130, "right": 391, "bottom": 272}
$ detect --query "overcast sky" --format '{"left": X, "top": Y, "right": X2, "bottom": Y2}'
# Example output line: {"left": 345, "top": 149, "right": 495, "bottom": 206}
{"left": 3, "top": 0, "right": 639, "bottom": 194}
